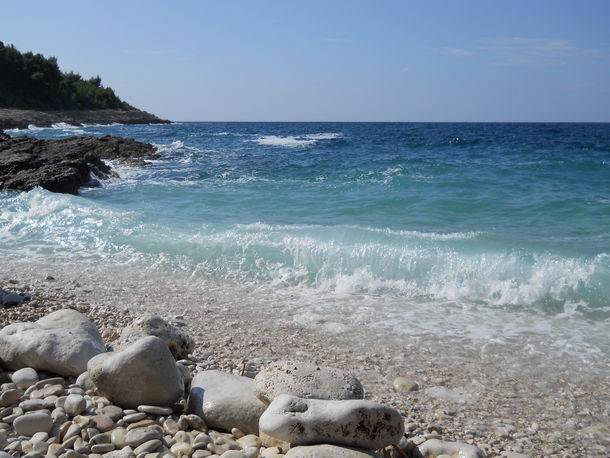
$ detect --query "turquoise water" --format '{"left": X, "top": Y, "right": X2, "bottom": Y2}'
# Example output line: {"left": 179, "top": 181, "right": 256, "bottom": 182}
{"left": 2, "top": 122, "right": 610, "bottom": 325}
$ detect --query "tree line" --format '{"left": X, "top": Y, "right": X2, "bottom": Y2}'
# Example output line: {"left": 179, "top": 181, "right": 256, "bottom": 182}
{"left": 0, "top": 41, "right": 132, "bottom": 110}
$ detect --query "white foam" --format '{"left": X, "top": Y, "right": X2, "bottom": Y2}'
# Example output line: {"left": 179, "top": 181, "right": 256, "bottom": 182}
{"left": 253, "top": 135, "right": 317, "bottom": 148}
{"left": 251, "top": 132, "right": 343, "bottom": 148}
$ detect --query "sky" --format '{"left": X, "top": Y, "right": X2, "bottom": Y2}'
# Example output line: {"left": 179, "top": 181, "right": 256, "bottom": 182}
{"left": 2, "top": 0, "right": 610, "bottom": 122}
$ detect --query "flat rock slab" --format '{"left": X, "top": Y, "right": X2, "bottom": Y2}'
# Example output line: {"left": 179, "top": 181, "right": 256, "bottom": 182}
{"left": 254, "top": 360, "right": 364, "bottom": 404}
{"left": 0, "top": 134, "right": 157, "bottom": 194}
{"left": 88, "top": 336, "right": 184, "bottom": 408}
{"left": 0, "top": 309, "right": 105, "bottom": 376}
{"left": 259, "top": 394, "right": 404, "bottom": 451}
{"left": 188, "top": 370, "right": 267, "bottom": 435}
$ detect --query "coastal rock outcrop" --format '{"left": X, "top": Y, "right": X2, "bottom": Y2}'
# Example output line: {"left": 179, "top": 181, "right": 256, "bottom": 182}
{"left": 259, "top": 394, "right": 404, "bottom": 450}
{"left": 0, "top": 134, "right": 157, "bottom": 194}
{"left": 87, "top": 336, "right": 184, "bottom": 408}
{"left": 112, "top": 314, "right": 194, "bottom": 360}
{"left": 0, "top": 309, "right": 105, "bottom": 376}
{"left": 188, "top": 370, "right": 267, "bottom": 435}
{"left": 254, "top": 360, "right": 364, "bottom": 404}
{"left": 0, "top": 108, "right": 171, "bottom": 131}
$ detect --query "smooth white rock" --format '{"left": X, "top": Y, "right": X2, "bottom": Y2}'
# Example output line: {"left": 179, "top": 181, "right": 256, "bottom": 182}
{"left": 415, "top": 439, "right": 486, "bottom": 458}
{"left": 75, "top": 371, "right": 95, "bottom": 391}
{"left": 113, "top": 314, "right": 194, "bottom": 360}
{"left": 259, "top": 394, "right": 404, "bottom": 450}
{"left": 254, "top": 360, "right": 364, "bottom": 404}
{"left": 10, "top": 368, "right": 39, "bottom": 390}
{"left": 188, "top": 370, "right": 266, "bottom": 435}
{"left": 13, "top": 411, "right": 53, "bottom": 436}
{"left": 64, "top": 394, "right": 86, "bottom": 417}
{"left": 0, "top": 309, "right": 105, "bottom": 376}
{"left": 285, "top": 444, "right": 381, "bottom": 457}
{"left": 88, "top": 336, "right": 184, "bottom": 408}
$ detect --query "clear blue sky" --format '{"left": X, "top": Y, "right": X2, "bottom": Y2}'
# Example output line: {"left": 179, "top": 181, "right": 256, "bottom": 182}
{"left": 2, "top": 0, "right": 610, "bottom": 121}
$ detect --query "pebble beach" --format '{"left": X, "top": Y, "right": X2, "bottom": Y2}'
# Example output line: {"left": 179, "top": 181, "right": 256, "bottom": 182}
{"left": 2, "top": 261, "right": 609, "bottom": 458}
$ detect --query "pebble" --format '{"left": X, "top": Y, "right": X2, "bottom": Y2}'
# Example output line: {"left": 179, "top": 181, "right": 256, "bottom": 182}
{"left": 125, "top": 426, "right": 163, "bottom": 447}
{"left": 137, "top": 405, "right": 174, "bottom": 415}
{"left": 13, "top": 411, "right": 53, "bottom": 436}
{"left": 10, "top": 368, "right": 39, "bottom": 390}
{"left": 64, "top": 394, "right": 86, "bottom": 416}
{"left": 122, "top": 412, "right": 146, "bottom": 423}
{"left": 393, "top": 377, "right": 420, "bottom": 392}
{"left": 0, "top": 388, "right": 22, "bottom": 407}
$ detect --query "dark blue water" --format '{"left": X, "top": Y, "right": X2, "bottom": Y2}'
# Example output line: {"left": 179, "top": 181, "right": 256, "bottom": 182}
{"left": 2, "top": 122, "right": 610, "bottom": 321}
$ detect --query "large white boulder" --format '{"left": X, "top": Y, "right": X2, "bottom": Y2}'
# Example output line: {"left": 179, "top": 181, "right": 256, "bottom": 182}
{"left": 0, "top": 309, "right": 105, "bottom": 376}
{"left": 112, "top": 314, "right": 194, "bottom": 359}
{"left": 259, "top": 394, "right": 404, "bottom": 450}
{"left": 285, "top": 444, "right": 381, "bottom": 457}
{"left": 254, "top": 360, "right": 364, "bottom": 404}
{"left": 188, "top": 370, "right": 267, "bottom": 435}
{"left": 88, "top": 336, "right": 184, "bottom": 408}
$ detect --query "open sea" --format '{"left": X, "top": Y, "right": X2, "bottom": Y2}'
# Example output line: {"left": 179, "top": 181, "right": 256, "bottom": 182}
{"left": 2, "top": 122, "right": 610, "bottom": 358}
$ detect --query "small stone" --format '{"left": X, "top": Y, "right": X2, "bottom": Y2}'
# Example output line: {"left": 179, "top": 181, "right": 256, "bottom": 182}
{"left": 231, "top": 428, "right": 245, "bottom": 439}
{"left": 137, "top": 405, "right": 173, "bottom": 416}
{"left": 64, "top": 423, "right": 83, "bottom": 441}
{"left": 11, "top": 368, "right": 39, "bottom": 390}
{"left": 13, "top": 411, "right": 53, "bottom": 436}
{"left": 75, "top": 372, "right": 95, "bottom": 391}
{"left": 236, "top": 434, "right": 260, "bottom": 449}
{"left": 220, "top": 451, "right": 246, "bottom": 458}
{"left": 64, "top": 394, "right": 86, "bottom": 417}
{"left": 123, "top": 412, "right": 146, "bottom": 423}
{"left": 100, "top": 405, "right": 124, "bottom": 421}
{"left": 48, "top": 443, "right": 65, "bottom": 456}
{"left": 111, "top": 427, "right": 127, "bottom": 448}
{"left": 91, "top": 432, "right": 112, "bottom": 444}
{"left": 91, "top": 414, "right": 115, "bottom": 432}
{"left": 393, "top": 377, "right": 419, "bottom": 392}
{"left": 182, "top": 414, "right": 208, "bottom": 432}
{"left": 133, "top": 439, "right": 162, "bottom": 454}
{"left": 125, "top": 426, "right": 162, "bottom": 447}
{"left": 126, "top": 419, "right": 155, "bottom": 431}
{"left": 416, "top": 439, "right": 485, "bottom": 458}
{"left": 19, "top": 399, "right": 45, "bottom": 411}
{"left": 163, "top": 418, "right": 179, "bottom": 435}
{"left": 0, "top": 388, "right": 22, "bottom": 407}
{"left": 171, "top": 442, "right": 193, "bottom": 456}
{"left": 92, "top": 443, "right": 116, "bottom": 453}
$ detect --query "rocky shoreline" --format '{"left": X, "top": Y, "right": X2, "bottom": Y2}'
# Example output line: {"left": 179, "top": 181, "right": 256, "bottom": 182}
{"left": 3, "top": 264, "right": 610, "bottom": 458}
{"left": 0, "top": 285, "right": 489, "bottom": 458}
{"left": 0, "top": 134, "right": 157, "bottom": 194}
{"left": 0, "top": 109, "right": 170, "bottom": 131}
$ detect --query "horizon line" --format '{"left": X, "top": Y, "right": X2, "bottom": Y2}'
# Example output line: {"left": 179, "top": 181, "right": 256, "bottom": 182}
{"left": 170, "top": 120, "right": 610, "bottom": 124}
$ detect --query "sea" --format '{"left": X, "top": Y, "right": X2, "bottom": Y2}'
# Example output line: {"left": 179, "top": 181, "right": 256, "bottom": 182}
{"left": 2, "top": 122, "right": 610, "bottom": 361}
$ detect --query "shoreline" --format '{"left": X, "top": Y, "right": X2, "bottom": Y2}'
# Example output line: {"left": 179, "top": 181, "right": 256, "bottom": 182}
{"left": 2, "top": 260, "right": 609, "bottom": 456}
{"left": 0, "top": 108, "right": 171, "bottom": 131}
